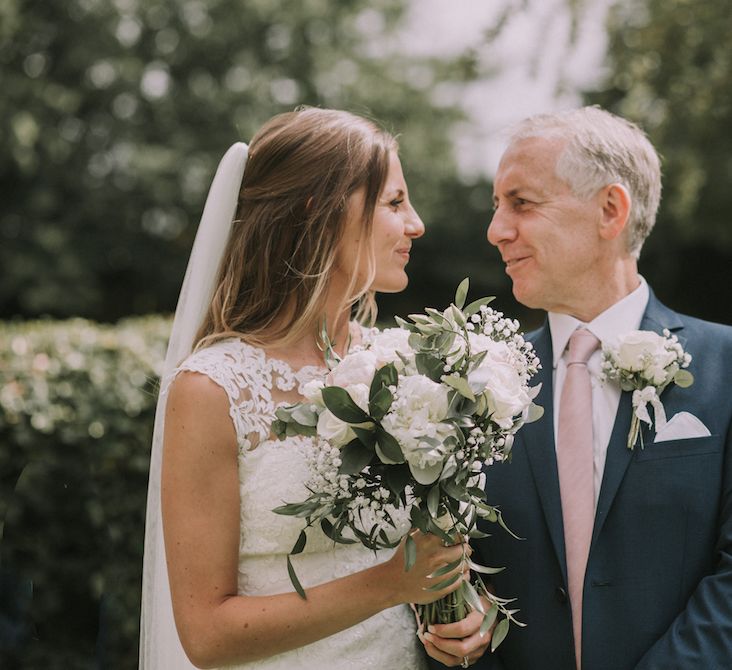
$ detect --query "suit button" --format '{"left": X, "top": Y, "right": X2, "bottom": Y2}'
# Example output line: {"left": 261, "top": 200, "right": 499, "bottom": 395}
{"left": 555, "top": 586, "right": 568, "bottom": 604}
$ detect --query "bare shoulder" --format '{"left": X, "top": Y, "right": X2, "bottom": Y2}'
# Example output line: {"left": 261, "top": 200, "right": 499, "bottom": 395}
{"left": 165, "top": 371, "right": 237, "bottom": 459}
{"left": 168, "top": 368, "right": 229, "bottom": 406}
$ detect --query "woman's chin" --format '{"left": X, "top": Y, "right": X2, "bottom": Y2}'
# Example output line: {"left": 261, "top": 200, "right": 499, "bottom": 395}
{"left": 371, "top": 272, "right": 409, "bottom": 294}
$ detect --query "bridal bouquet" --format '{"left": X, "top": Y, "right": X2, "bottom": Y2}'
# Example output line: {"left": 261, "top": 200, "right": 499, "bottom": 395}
{"left": 273, "top": 279, "right": 542, "bottom": 650}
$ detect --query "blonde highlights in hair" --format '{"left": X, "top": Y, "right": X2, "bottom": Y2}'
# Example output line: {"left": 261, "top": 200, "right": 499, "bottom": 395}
{"left": 194, "top": 107, "right": 397, "bottom": 350}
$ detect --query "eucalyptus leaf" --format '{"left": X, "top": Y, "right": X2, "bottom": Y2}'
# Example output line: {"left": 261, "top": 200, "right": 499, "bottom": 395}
{"left": 275, "top": 406, "right": 294, "bottom": 421}
{"left": 291, "top": 404, "right": 318, "bottom": 426}
{"left": 427, "top": 485, "right": 441, "bottom": 517}
{"left": 440, "top": 455, "right": 458, "bottom": 480}
{"left": 454, "top": 277, "right": 470, "bottom": 309}
{"left": 462, "top": 579, "right": 486, "bottom": 613}
{"left": 425, "top": 307, "right": 449, "bottom": 325}
{"left": 674, "top": 369, "right": 694, "bottom": 388}
{"left": 272, "top": 502, "right": 306, "bottom": 516}
{"left": 449, "top": 305, "right": 467, "bottom": 328}
{"left": 292, "top": 529, "right": 307, "bottom": 555}
{"left": 526, "top": 402, "right": 544, "bottom": 423}
{"left": 320, "top": 517, "right": 334, "bottom": 538}
{"left": 497, "top": 510, "right": 524, "bottom": 540}
{"left": 271, "top": 419, "right": 287, "bottom": 439}
{"left": 491, "top": 618, "right": 510, "bottom": 652}
{"left": 481, "top": 603, "right": 498, "bottom": 635}
{"left": 464, "top": 296, "right": 495, "bottom": 316}
{"left": 394, "top": 316, "right": 411, "bottom": 330}
{"left": 426, "top": 572, "right": 463, "bottom": 592}
{"left": 287, "top": 555, "right": 307, "bottom": 599}
{"left": 467, "top": 558, "right": 505, "bottom": 575}
{"left": 442, "top": 374, "right": 475, "bottom": 401}
{"left": 429, "top": 557, "right": 462, "bottom": 578}
{"left": 415, "top": 353, "right": 444, "bottom": 381}
{"left": 427, "top": 518, "right": 455, "bottom": 546}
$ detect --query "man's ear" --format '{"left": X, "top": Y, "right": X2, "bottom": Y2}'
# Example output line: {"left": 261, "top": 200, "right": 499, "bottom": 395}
{"left": 598, "top": 183, "right": 631, "bottom": 241}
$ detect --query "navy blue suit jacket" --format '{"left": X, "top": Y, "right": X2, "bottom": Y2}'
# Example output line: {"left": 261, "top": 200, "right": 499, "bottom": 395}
{"left": 430, "top": 291, "right": 732, "bottom": 670}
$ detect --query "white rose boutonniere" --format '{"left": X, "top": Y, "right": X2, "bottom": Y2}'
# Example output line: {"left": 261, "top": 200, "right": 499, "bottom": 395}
{"left": 602, "top": 329, "right": 694, "bottom": 449}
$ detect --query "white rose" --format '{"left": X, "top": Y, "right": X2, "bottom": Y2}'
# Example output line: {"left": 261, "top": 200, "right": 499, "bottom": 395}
{"left": 326, "top": 350, "right": 378, "bottom": 388}
{"left": 316, "top": 383, "right": 370, "bottom": 448}
{"left": 316, "top": 409, "right": 355, "bottom": 447}
{"left": 470, "top": 361, "right": 531, "bottom": 430}
{"left": 369, "top": 328, "right": 413, "bottom": 367}
{"left": 614, "top": 331, "right": 676, "bottom": 373}
{"left": 301, "top": 379, "right": 325, "bottom": 404}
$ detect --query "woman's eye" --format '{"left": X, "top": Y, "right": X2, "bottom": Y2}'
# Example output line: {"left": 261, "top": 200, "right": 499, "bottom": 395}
{"left": 390, "top": 198, "right": 404, "bottom": 209}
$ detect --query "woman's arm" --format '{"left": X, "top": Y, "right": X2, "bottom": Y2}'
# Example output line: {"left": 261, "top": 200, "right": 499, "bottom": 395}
{"left": 162, "top": 371, "right": 467, "bottom": 669}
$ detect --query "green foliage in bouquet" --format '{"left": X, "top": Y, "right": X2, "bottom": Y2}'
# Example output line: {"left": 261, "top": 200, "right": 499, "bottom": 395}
{"left": 273, "top": 279, "right": 542, "bottom": 648}
{"left": 0, "top": 316, "right": 168, "bottom": 669}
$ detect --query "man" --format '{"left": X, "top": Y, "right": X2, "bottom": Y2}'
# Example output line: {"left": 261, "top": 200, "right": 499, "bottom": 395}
{"left": 439, "top": 106, "right": 732, "bottom": 670}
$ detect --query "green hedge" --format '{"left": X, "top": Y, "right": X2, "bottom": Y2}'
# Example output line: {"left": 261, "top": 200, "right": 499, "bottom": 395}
{"left": 0, "top": 316, "right": 170, "bottom": 669}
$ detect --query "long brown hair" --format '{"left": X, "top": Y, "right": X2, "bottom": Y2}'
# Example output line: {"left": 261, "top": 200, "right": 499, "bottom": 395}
{"left": 194, "top": 107, "right": 397, "bottom": 350}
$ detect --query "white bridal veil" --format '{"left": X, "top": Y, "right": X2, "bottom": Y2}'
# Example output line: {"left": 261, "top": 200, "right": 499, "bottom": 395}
{"left": 139, "top": 142, "right": 249, "bottom": 669}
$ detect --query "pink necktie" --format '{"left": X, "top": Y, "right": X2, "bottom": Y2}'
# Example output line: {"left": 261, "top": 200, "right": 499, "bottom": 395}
{"left": 557, "top": 328, "right": 600, "bottom": 670}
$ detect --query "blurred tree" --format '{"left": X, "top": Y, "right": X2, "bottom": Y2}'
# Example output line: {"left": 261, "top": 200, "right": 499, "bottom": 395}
{"left": 588, "top": 0, "right": 732, "bottom": 324}
{"left": 0, "top": 0, "right": 515, "bottom": 324}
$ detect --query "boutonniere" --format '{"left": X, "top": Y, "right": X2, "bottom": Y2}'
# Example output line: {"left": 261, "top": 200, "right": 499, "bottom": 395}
{"left": 601, "top": 329, "right": 694, "bottom": 449}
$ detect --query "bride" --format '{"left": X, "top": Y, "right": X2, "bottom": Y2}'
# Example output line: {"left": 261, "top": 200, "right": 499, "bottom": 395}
{"left": 140, "top": 107, "right": 474, "bottom": 669}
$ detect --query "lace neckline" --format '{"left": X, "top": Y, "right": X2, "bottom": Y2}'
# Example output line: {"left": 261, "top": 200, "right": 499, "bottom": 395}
{"left": 235, "top": 321, "right": 368, "bottom": 376}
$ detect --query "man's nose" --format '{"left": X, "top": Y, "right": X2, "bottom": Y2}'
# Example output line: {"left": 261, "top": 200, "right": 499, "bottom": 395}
{"left": 487, "top": 205, "right": 515, "bottom": 247}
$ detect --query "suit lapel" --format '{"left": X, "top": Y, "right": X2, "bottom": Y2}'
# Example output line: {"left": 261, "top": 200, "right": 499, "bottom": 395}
{"left": 521, "top": 323, "right": 568, "bottom": 580}
{"left": 592, "top": 291, "right": 685, "bottom": 543}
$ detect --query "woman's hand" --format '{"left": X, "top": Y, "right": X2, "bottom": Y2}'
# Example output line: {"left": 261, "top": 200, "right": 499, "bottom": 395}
{"left": 380, "top": 530, "right": 470, "bottom": 606}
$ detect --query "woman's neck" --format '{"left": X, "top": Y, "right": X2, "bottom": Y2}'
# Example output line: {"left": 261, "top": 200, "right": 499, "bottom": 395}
{"left": 264, "top": 309, "right": 354, "bottom": 368}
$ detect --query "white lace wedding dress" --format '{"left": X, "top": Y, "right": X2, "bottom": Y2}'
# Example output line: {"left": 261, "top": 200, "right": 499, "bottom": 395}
{"left": 171, "top": 335, "right": 427, "bottom": 670}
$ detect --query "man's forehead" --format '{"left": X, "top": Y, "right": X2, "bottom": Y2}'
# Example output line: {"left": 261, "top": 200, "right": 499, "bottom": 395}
{"left": 494, "top": 137, "right": 566, "bottom": 190}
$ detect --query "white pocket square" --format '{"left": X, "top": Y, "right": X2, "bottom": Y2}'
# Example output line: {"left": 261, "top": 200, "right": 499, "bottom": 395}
{"left": 654, "top": 411, "right": 711, "bottom": 443}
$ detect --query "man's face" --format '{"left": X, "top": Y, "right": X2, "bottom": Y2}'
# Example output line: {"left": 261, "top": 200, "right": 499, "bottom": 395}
{"left": 488, "top": 137, "right": 605, "bottom": 315}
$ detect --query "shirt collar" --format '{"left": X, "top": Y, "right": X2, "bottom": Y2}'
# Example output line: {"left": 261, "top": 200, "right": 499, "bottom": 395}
{"left": 548, "top": 276, "right": 650, "bottom": 367}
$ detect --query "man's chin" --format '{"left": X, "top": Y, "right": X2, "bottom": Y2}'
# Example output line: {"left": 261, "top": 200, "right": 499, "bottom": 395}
{"left": 511, "top": 284, "right": 544, "bottom": 310}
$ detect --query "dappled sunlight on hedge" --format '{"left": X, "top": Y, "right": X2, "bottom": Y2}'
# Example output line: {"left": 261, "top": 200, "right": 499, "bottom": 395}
{"left": 0, "top": 316, "right": 169, "bottom": 668}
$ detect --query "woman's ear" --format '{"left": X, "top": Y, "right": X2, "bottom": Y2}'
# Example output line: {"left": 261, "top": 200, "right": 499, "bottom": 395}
{"left": 598, "top": 183, "right": 631, "bottom": 241}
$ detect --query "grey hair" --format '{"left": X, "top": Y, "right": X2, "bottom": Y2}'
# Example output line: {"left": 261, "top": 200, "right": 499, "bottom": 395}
{"left": 508, "top": 106, "right": 662, "bottom": 258}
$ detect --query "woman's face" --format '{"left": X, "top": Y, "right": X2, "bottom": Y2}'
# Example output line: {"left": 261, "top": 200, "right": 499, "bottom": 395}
{"left": 337, "top": 152, "right": 425, "bottom": 294}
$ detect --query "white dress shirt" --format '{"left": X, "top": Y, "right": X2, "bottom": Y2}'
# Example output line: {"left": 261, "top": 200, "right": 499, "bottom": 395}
{"left": 549, "top": 277, "right": 650, "bottom": 507}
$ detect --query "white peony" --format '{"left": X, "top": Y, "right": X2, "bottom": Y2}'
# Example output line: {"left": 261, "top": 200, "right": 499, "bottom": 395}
{"left": 369, "top": 328, "right": 413, "bottom": 368}
{"left": 468, "top": 333, "right": 512, "bottom": 362}
{"left": 326, "top": 350, "right": 378, "bottom": 388}
{"left": 380, "top": 374, "right": 453, "bottom": 484}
